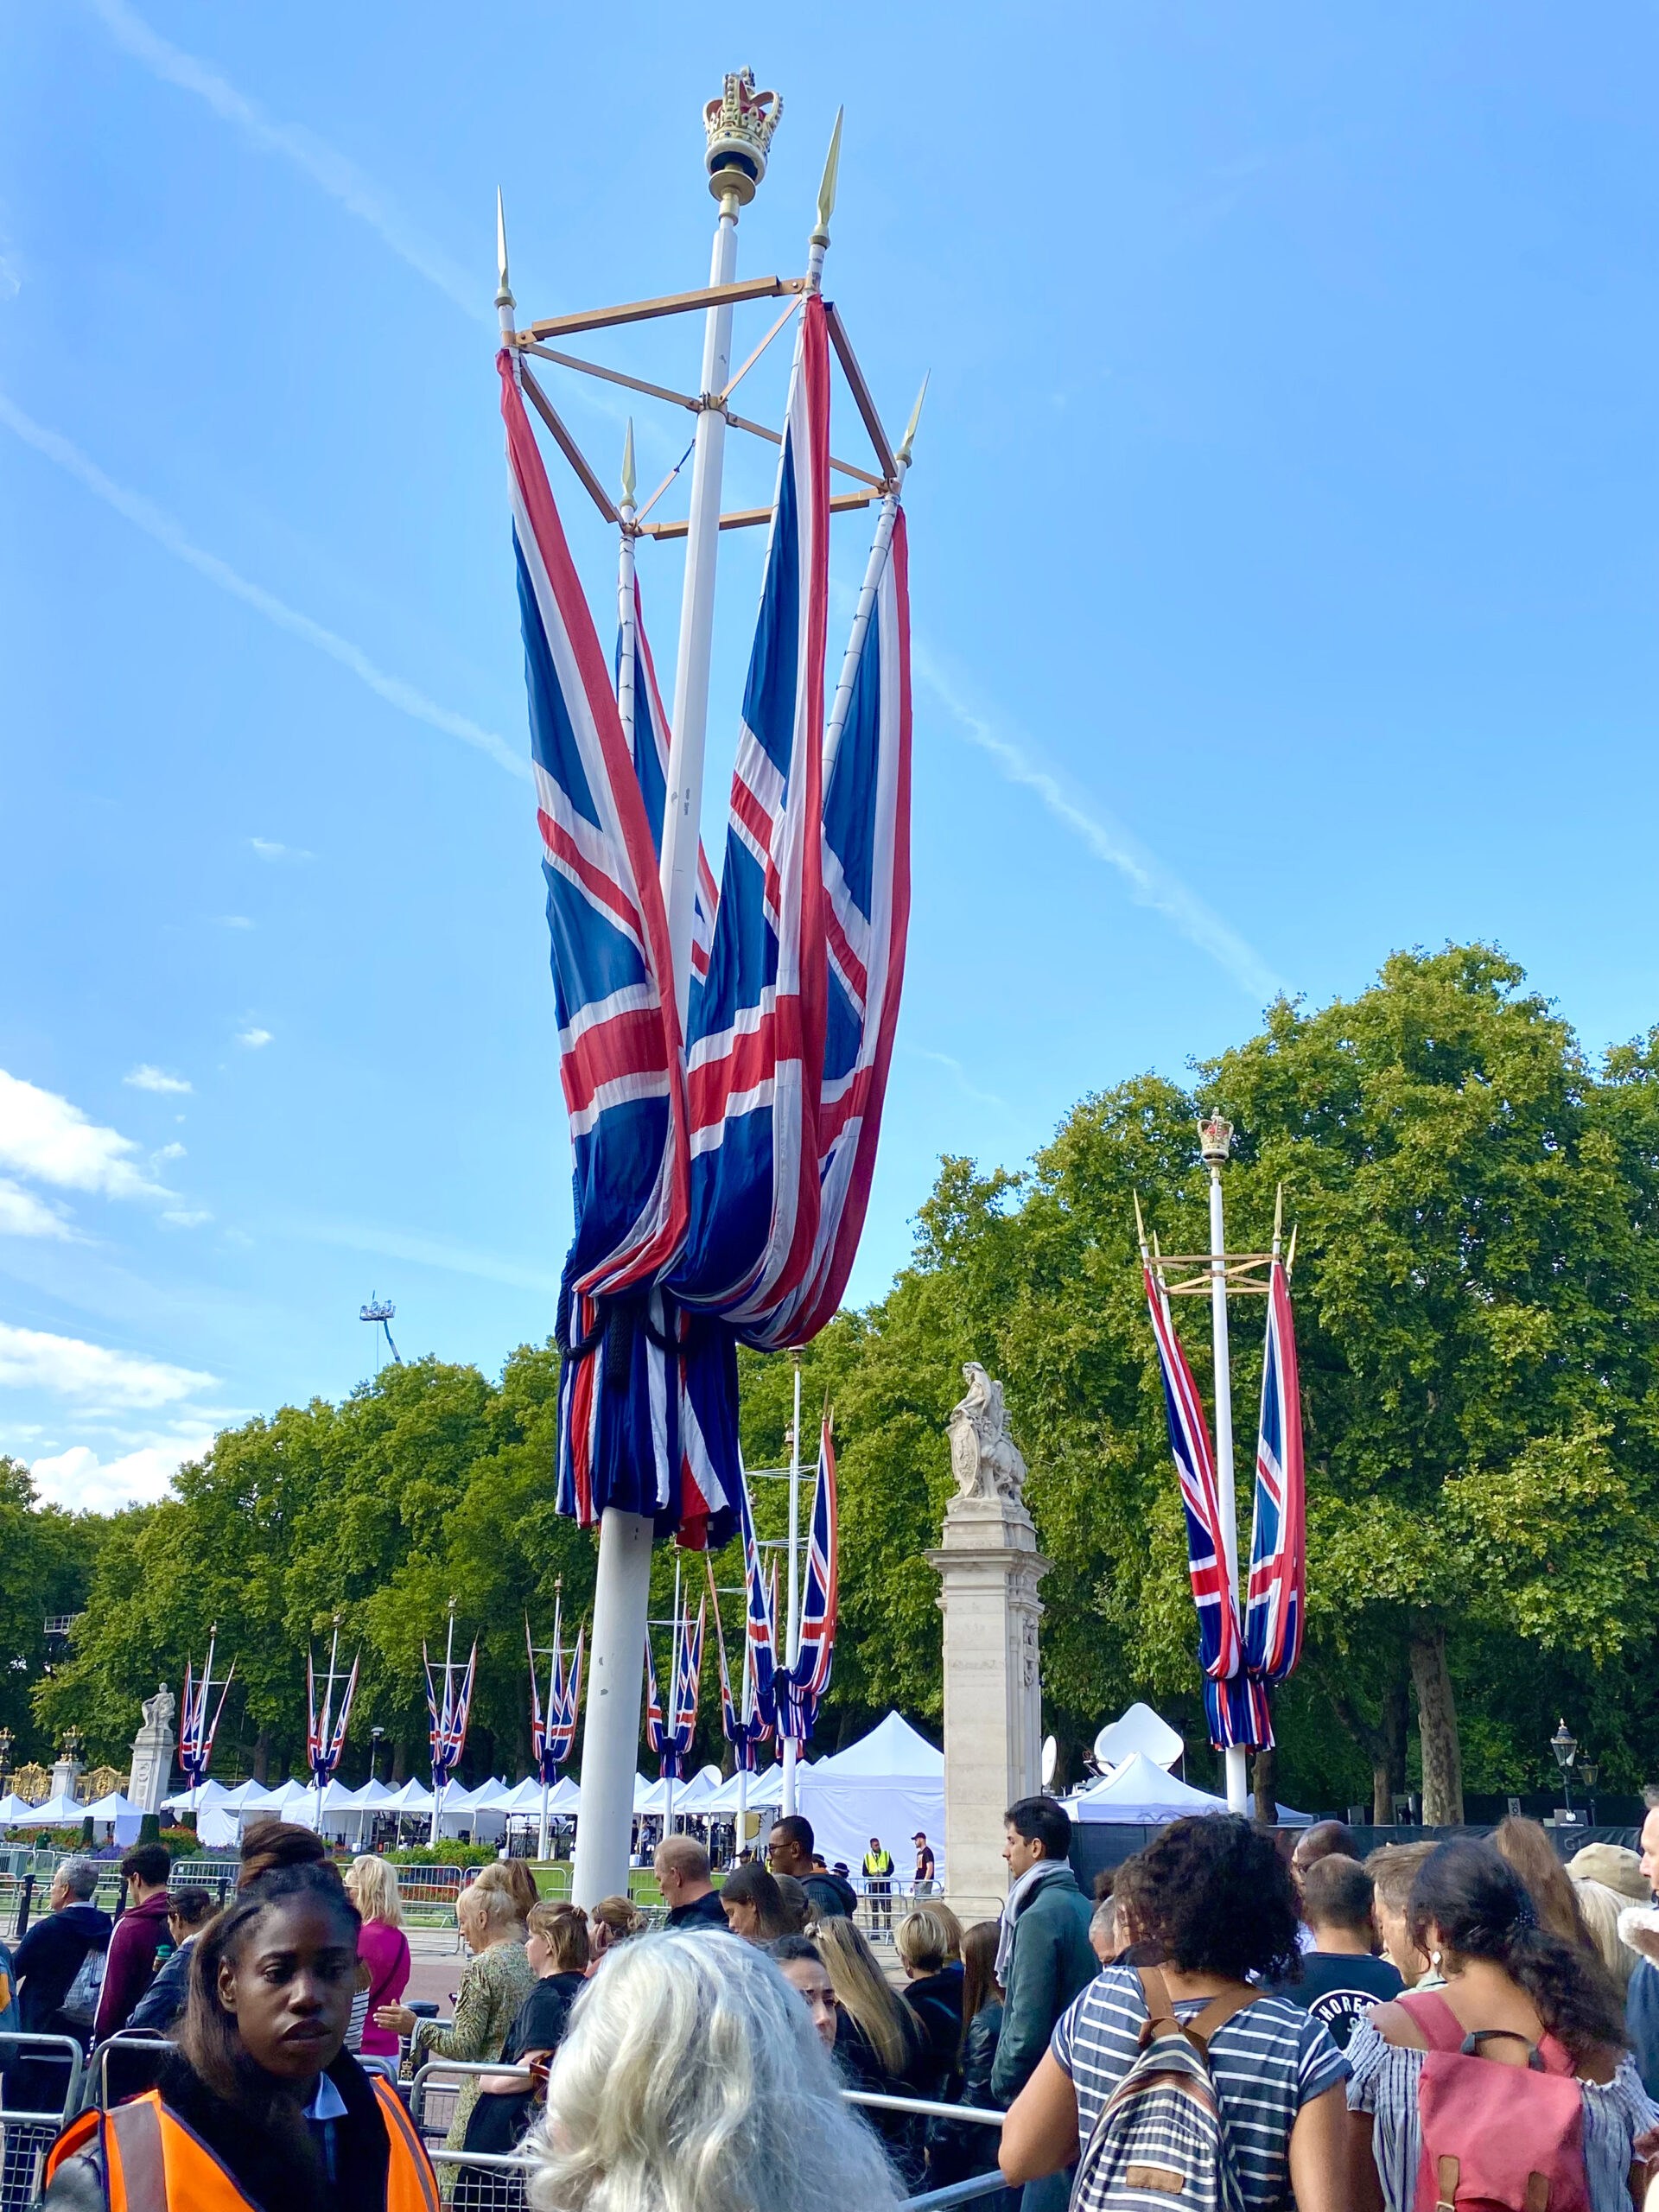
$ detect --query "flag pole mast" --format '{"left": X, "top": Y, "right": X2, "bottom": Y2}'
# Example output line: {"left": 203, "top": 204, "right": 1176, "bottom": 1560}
{"left": 823, "top": 371, "right": 925, "bottom": 789}
{"left": 782, "top": 1346, "right": 804, "bottom": 1815}
{"left": 1200, "top": 1116, "right": 1249, "bottom": 1815}
{"left": 430, "top": 1598, "right": 456, "bottom": 1848}
{"left": 572, "top": 73, "right": 779, "bottom": 1914}
{"left": 666, "top": 1554, "right": 682, "bottom": 1838}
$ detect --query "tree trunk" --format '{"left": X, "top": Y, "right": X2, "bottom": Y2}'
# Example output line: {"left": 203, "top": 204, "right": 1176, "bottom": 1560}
{"left": 391, "top": 1738, "right": 408, "bottom": 1783}
{"left": 251, "top": 1726, "right": 270, "bottom": 1784}
{"left": 1410, "top": 1627, "right": 1463, "bottom": 1826}
{"left": 1376, "top": 1678, "right": 1408, "bottom": 1824}
{"left": 1251, "top": 1742, "right": 1278, "bottom": 1826}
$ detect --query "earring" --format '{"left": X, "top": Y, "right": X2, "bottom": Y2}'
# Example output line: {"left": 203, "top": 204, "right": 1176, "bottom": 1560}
{"left": 1430, "top": 1950, "right": 1443, "bottom": 1968}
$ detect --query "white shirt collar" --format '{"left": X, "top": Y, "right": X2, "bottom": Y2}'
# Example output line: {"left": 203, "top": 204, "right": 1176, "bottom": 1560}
{"left": 302, "top": 2070, "right": 348, "bottom": 2122}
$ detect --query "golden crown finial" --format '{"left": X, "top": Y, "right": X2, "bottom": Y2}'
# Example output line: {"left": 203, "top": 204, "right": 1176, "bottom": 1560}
{"left": 704, "top": 68, "right": 783, "bottom": 205}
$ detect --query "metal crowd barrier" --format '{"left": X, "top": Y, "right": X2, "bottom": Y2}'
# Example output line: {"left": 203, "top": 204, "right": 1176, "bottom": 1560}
{"left": 0, "top": 2033, "right": 85, "bottom": 2212}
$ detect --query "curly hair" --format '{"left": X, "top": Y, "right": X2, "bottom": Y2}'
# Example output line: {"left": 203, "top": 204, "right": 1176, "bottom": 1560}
{"left": 1132, "top": 1816, "right": 1301, "bottom": 1984}
{"left": 1408, "top": 1840, "right": 1624, "bottom": 2060}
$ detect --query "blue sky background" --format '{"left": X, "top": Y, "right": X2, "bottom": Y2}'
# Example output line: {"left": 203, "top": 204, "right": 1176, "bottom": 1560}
{"left": 3, "top": 2, "right": 1656, "bottom": 1510}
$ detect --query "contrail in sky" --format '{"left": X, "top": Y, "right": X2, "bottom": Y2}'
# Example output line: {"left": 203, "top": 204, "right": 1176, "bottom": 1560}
{"left": 87, "top": 0, "right": 488, "bottom": 325}
{"left": 0, "top": 390, "right": 527, "bottom": 780}
{"left": 911, "top": 643, "right": 1282, "bottom": 1004}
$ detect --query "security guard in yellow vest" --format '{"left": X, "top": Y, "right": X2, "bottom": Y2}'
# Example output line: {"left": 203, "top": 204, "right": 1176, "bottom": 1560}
{"left": 862, "top": 1838, "right": 894, "bottom": 1935}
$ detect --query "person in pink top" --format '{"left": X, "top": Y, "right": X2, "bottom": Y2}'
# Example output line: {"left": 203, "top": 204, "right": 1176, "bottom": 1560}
{"left": 344, "top": 1854, "right": 410, "bottom": 2057}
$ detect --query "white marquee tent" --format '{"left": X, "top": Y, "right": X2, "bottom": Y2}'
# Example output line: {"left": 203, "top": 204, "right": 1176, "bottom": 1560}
{"left": 1067, "top": 1751, "right": 1312, "bottom": 1827}
{"left": 796, "top": 1713, "right": 944, "bottom": 1878}
{"left": 82, "top": 1790, "right": 144, "bottom": 1846}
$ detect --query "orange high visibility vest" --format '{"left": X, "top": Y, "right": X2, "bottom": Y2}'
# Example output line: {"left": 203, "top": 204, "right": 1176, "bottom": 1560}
{"left": 44, "top": 2075, "right": 441, "bottom": 2212}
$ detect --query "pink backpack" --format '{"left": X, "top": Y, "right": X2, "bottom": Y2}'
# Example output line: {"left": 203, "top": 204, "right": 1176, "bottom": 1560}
{"left": 1401, "top": 1991, "right": 1592, "bottom": 2212}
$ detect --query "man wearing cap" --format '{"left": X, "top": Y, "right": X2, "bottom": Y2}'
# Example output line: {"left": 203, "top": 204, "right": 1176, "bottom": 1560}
{"left": 912, "top": 1832, "right": 936, "bottom": 1897}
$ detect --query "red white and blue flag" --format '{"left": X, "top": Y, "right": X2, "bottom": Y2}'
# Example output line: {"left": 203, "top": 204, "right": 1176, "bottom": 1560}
{"left": 778, "top": 1415, "right": 838, "bottom": 1745}
{"left": 529, "top": 1606, "right": 583, "bottom": 1784}
{"left": 305, "top": 1647, "right": 359, "bottom": 1791}
{"left": 671, "top": 296, "right": 830, "bottom": 1334}
{"left": 646, "top": 1594, "right": 706, "bottom": 1781}
{"left": 425, "top": 1637, "right": 477, "bottom": 1792}
{"left": 178, "top": 1652, "right": 235, "bottom": 1790}
{"left": 767, "top": 504, "right": 912, "bottom": 1347}
{"left": 619, "top": 575, "right": 717, "bottom": 1023}
{"left": 1244, "top": 1259, "right": 1305, "bottom": 1689}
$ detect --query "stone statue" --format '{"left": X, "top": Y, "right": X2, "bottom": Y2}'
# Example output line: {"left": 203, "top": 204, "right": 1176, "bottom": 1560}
{"left": 948, "top": 1363, "right": 1027, "bottom": 1503}
{"left": 141, "top": 1682, "right": 175, "bottom": 1733}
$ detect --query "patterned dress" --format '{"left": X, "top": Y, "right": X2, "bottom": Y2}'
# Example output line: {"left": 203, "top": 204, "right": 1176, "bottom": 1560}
{"left": 409, "top": 1936, "right": 537, "bottom": 2201}
{"left": 1347, "top": 2016, "right": 1659, "bottom": 2212}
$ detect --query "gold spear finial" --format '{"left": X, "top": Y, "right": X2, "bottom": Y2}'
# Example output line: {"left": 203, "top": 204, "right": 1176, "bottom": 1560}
{"left": 1133, "top": 1188, "right": 1148, "bottom": 1251}
{"left": 1285, "top": 1224, "right": 1299, "bottom": 1277}
{"left": 494, "top": 188, "right": 513, "bottom": 311}
{"left": 621, "top": 418, "right": 636, "bottom": 508}
{"left": 810, "top": 105, "right": 844, "bottom": 249}
{"left": 895, "top": 372, "right": 930, "bottom": 467}
{"left": 1273, "top": 1181, "right": 1284, "bottom": 1249}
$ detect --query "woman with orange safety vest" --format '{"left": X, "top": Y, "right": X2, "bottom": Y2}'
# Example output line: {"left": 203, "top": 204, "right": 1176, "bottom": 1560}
{"left": 39, "top": 1856, "right": 439, "bottom": 2210}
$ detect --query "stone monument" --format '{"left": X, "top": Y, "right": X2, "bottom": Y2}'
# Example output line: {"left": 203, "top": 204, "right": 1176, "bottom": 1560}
{"left": 127, "top": 1681, "right": 176, "bottom": 1815}
{"left": 925, "top": 1363, "right": 1050, "bottom": 1919}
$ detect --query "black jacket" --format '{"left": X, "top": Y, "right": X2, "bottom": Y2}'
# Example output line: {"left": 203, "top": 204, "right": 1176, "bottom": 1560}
{"left": 926, "top": 2000, "right": 1006, "bottom": 2185}
{"left": 834, "top": 2005, "right": 928, "bottom": 2190}
{"left": 802, "top": 1869, "right": 858, "bottom": 1920}
{"left": 903, "top": 1963, "right": 964, "bottom": 2102}
{"left": 125, "top": 1936, "right": 194, "bottom": 2035}
{"left": 12, "top": 1904, "right": 112, "bottom": 2038}
{"left": 665, "top": 1888, "right": 729, "bottom": 1930}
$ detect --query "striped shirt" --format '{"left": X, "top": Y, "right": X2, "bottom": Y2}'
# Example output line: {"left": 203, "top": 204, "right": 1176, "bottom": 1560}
{"left": 1346, "top": 2019, "right": 1659, "bottom": 2212}
{"left": 1052, "top": 1965, "right": 1349, "bottom": 2212}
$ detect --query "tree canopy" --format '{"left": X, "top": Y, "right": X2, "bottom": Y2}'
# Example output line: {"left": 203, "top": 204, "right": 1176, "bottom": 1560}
{"left": 9, "top": 945, "right": 1659, "bottom": 1818}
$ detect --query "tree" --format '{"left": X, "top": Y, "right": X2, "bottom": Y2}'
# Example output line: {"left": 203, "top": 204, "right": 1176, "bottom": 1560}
{"left": 0, "top": 1459, "right": 105, "bottom": 1764}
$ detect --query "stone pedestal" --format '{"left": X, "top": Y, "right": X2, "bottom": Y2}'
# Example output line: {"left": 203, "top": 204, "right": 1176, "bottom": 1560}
{"left": 128, "top": 1685, "right": 177, "bottom": 1815}
{"left": 49, "top": 1754, "right": 85, "bottom": 1803}
{"left": 926, "top": 1480, "right": 1050, "bottom": 1923}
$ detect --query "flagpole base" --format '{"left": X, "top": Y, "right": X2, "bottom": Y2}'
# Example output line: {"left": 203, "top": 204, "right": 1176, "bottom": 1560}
{"left": 572, "top": 1508, "right": 653, "bottom": 1908}
{"left": 1224, "top": 1744, "right": 1249, "bottom": 1815}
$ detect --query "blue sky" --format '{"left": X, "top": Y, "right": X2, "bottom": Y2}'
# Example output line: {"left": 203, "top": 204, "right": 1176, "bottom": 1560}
{"left": 3, "top": 3, "right": 1656, "bottom": 1511}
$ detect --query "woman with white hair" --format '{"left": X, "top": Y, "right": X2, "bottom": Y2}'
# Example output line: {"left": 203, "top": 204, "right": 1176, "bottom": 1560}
{"left": 526, "top": 1927, "right": 903, "bottom": 2212}
{"left": 377, "top": 1877, "right": 535, "bottom": 2198}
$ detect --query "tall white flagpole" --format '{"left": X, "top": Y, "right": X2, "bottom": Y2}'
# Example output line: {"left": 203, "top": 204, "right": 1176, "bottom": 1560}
{"left": 781, "top": 1349, "right": 804, "bottom": 1815}
{"left": 665, "top": 1554, "right": 681, "bottom": 1839}
{"left": 822, "top": 372, "right": 925, "bottom": 791}
{"left": 429, "top": 1599, "right": 456, "bottom": 1848}
{"left": 570, "top": 75, "right": 779, "bottom": 1914}
{"left": 1201, "top": 1116, "right": 1250, "bottom": 1815}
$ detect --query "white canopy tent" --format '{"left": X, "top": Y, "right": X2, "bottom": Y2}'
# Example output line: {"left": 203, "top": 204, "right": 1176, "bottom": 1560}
{"left": 0, "top": 1791, "right": 39, "bottom": 1824}
{"left": 1067, "top": 1751, "right": 1312, "bottom": 1826}
{"left": 16, "top": 1792, "right": 87, "bottom": 1827}
{"left": 703, "top": 1758, "right": 806, "bottom": 1815}
{"left": 636, "top": 1764, "right": 724, "bottom": 1819}
{"left": 1092, "top": 1702, "right": 1185, "bottom": 1773}
{"left": 82, "top": 1791, "right": 144, "bottom": 1847}
{"left": 796, "top": 1713, "right": 945, "bottom": 1879}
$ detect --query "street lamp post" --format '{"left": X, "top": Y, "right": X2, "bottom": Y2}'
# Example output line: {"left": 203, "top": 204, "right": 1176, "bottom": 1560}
{"left": 1580, "top": 1756, "right": 1599, "bottom": 1826}
{"left": 0, "top": 1726, "right": 13, "bottom": 1800}
{"left": 1551, "top": 1718, "right": 1578, "bottom": 1819}
{"left": 370, "top": 1726, "right": 385, "bottom": 1785}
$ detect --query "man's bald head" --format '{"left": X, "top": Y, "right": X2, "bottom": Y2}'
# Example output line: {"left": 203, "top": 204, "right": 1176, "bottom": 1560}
{"left": 1293, "top": 1821, "right": 1357, "bottom": 1882}
{"left": 655, "top": 1834, "right": 711, "bottom": 1883}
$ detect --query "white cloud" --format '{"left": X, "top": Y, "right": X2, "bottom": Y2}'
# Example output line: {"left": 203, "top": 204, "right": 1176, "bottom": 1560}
{"left": 912, "top": 643, "right": 1284, "bottom": 1005}
{"left": 251, "top": 838, "right": 314, "bottom": 861}
{"left": 238, "top": 1028, "right": 273, "bottom": 1049}
{"left": 904, "top": 1046, "right": 1009, "bottom": 1113}
{"left": 218, "top": 914, "right": 254, "bottom": 930}
{"left": 88, "top": 0, "right": 484, "bottom": 324}
{"left": 0, "top": 391, "right": 529, "bottom": 780}
{"left": 151, "top": 1142, "right": 187, "bottom": 1164}
{"left": 0, "top": 1321, "right": 215, "bottom": 1407}
{"left": 29, "top": 1434, "right": 215, "bottom": 1513}
{"left": 160, "top": 1207, "right": 213, "bottom": 1228}
{"left": 0, "top": 1068, "right": 168, "bottom": 1198}
{"left": 292, "top": 1215, "right": 562, "bottom": 1294}
{"left": 124, "top": 1065, "right": 192, "bottom": 1095}
{"left": 0, "top": 1179, "right": 74, "bottom": 1239}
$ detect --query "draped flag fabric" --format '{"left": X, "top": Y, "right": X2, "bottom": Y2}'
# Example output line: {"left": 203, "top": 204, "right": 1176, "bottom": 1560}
{"left": 425, "top": 1638, "right": 478, "bottom": 1793}
{"left": 178, "top": 1656, "right": 234, "bottom": 1790}
{"left": 529, "top": 1610, "right": 583, "bottom": 1784}
{"left": 1141, "top": 1267, "right": 1268, "bottom": 1751}
{"left": 646, "top": 1596, "right": 705, "bottom": 1781}
{"left": 777, "top": 1417, "right": 838, "bottom": 1745}
{"left": 619, "top": 576, "right": 717, "bottom": 1020}
{"left": 770, "top": 505, "right": 912, "bottom": 1346}
{"left": 709, "top": 1557, "right": 771, "bottom": 1774}
{"left": 306, "top": 1649, "right": 359, "bottom": 1791}
{"left": 671, "top": 295, "right": 830, "bottom": 1334}
{"left": 1244, "top": 1259, "right": 1306, "bottom": 1689}
{"left": 644, "top": 1631, "right": 665, "bottom": 1758}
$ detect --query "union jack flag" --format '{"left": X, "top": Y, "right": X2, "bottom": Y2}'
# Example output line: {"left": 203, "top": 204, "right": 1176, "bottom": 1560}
{"left": 767, "top": 503, "right": 912, "bottom": 1347}
{"left": 178, "top": 1649, "right": 234, "bottom": 1790}
{"left": 645, "top": 1594, "right": 705, "bottom": 1781}
{"left": 618, "top": 575, "right": 716, "bottom": 1020}
{"left": 529, "top": 1604, "right": 583, "bottom": 1785}
{"left": 305, "top": 1646, "right": 359, "bottom": 1791}
{"left": 707, "top": 1554, "right": 771, "bottom": 1773}
{"left": 424, "top": 1637, "right": 477, "bottom": 1791}
{"left": 671, "top": 295, "right": 830, "bottom": 1333}
{"left": 1244, "top": 1258, "right": 1305, "bottom": 1689}
{"left": 778, "top": 1415, "right": 838, "bottom": 1745}
{"left": 1143, "top": 1266, "right": 1266, "bottom": 1749}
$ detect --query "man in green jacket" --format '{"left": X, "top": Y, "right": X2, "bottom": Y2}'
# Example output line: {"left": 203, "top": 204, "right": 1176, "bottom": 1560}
{"left": 990, "top": 1795, "right": 1097, "bottom": 2212}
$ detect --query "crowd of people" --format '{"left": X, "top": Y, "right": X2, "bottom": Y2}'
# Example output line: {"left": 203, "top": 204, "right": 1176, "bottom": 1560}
{"left": 4, "top": 1793, "right": 1659, "bottom": 2209}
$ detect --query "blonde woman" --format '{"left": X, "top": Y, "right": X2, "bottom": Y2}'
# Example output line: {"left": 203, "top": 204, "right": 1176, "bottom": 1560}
{"left": 815, "top": 1912, "right": 929, "bottom": 2189}
{"left": 472, "top": 1856, "right": 540, "bottom": 1927}
{"left": 376, "top": 1880, "right": 535, "bottom": 2199}
{"left": 344, "top": 1855, "right": 410, "bottom": 2060}
{"left": 526, "top": 1929, "right": 901, "bottom": 2212}
{"left": 897, "top": 1907, "right": 966, "bottom": 2101}
{"left": 586, "top": 1894, "right": 644, "bottom": 1974}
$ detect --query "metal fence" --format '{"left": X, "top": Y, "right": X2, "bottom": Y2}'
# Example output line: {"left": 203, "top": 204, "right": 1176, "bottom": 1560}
{"left": 0, "top": 2033, "right": 84, "bottom": 2212}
